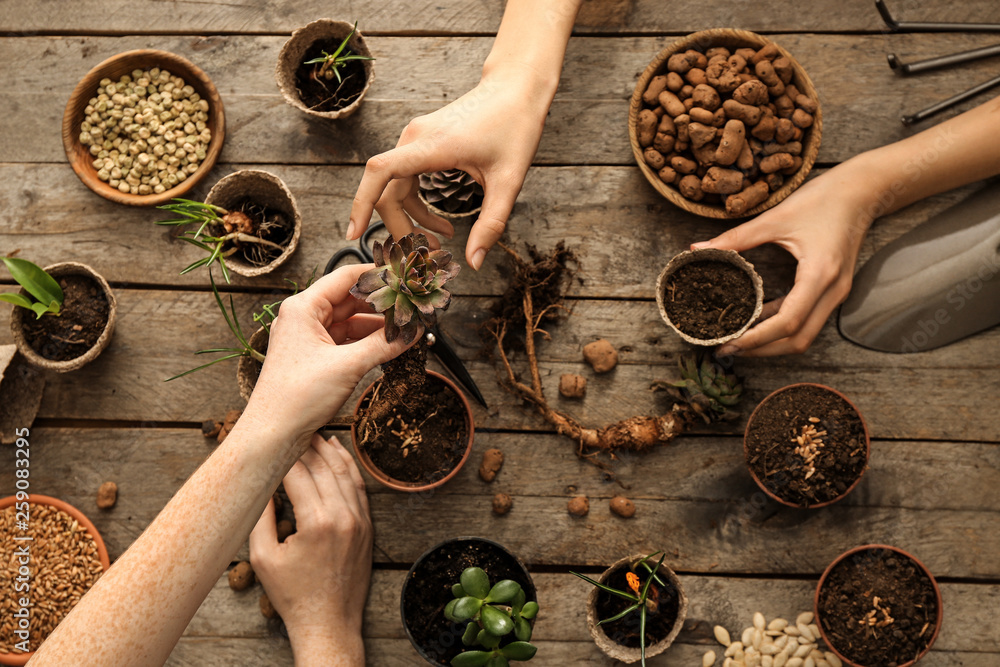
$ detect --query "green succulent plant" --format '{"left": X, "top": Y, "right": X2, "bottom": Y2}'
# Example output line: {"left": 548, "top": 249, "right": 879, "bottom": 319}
{"left": 350, "top": 233, "right": 461, "bottom": 344}
{"left": 571, "top": 552, "right": 667, "bottom": 667}
{"left": 0, "top": 258, "right": 63, "bottom": 319}
{"left": 653, "top": 352, "right": 743, "bottom": 423}
{"left": 302, "top": 21, "right": 375, "bottom": 84}
{"left": 444, "top": 567, "right": 539, "bottom": 667}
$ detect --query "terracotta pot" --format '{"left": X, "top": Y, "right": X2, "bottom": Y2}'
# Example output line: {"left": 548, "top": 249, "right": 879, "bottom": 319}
{"left": 744, "top": 383, "right": 871, "bottom": 509}
{"left": 815, "top": 544, "right": 943, "bottom": 667}
{"left": 352, "top": 370, "right": 474, "bottom": 492}
{"left": 655, "top": 248, "right": 764, "bottom": 346}
{"left": 275, "top": 19, "right": 375, "bottom": 120}
{"left": 0, "top": 494, "right": 111, "bottom": 666}
{"left": 586, "top": 553, "right": 688, "bottom": 663}
{"left": 204, "top": 170, "right": 302, "bottom": 278}
{"left": 401, "top": 537, "right": 536, "bottom": 666}
{"left": 0, "top": 345, "right": 45, "bottom": 445}
{"left": 9, "top": 262, "right": 117, "bottom": 373}
{"left": 236, "top": 326, "right": 268, "bottom": 402}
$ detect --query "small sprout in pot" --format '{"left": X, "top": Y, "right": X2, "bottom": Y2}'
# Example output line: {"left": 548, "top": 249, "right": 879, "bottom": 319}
{"left": 302, "top": 21, "right": 375, "bottom": 84}
{"left": 444, "top": 566, "right": 539, "bottom": 666}
{"left": 0, "top": 258, "right": 64, "bottom": 319}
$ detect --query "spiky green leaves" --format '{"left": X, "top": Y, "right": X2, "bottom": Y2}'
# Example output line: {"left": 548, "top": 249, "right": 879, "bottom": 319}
{"left": 350, "top": 233, "right": 461, "bottom": 344}
{"left": 444, "top": 567, "right": 538, "bottom": 665}
{"left": 653, "top": 352, "right": 743, "bottom": 423}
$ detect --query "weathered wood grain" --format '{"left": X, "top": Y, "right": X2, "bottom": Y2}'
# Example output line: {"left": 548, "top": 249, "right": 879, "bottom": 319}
{"left": 2, "top": 33, "right": 998, "bottom": 165}
{"left": 7, "top": 428, "right": 999, "bottom": 577}
{"left": 4, "top": 0, "right": 1000, "bottom": 35}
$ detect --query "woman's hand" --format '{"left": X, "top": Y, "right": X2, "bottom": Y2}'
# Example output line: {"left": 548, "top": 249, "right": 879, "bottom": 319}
{"left": 250, "top": 434, "right": 373, "bottom": 666}
{"left": 247, "top": 264, "right": 411, "bottom": 440}
{"left": 692, "top": 161, "right": 876, "bottom": 356}
{"left": 348, "top": 67, "right": 556, "bottom": 270}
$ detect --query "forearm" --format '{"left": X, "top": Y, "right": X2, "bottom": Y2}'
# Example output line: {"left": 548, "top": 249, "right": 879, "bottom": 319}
{"left": 290, "top": 627, "right": 364, "bottom": 667}
{"left": 846, "top": 97, "right": 1000, "bottom": 222}
{"left": 30, "top": 406, "right": 309, "bottom": 666}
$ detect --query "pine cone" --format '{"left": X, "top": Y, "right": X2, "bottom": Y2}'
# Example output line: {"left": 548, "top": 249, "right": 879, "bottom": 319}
{"left": 418, "top": 169, "right": 484, "bottom": 215}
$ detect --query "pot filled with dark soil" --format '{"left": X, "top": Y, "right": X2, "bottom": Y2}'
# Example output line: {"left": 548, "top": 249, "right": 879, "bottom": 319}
{"left": 275, "top": 19, "right": 374, "bottom": 120}
{"left": 204, "top": 170, "right": 301, "bottom": 278}
{"left": 586, "top": 553, "right": 687, "bottom": 663}
{"left": 236, "top": 326, "right": 268, "bottom": 401}
{"left": 744, "top": 383, "right": 870, "bottom": 508}
{"left": 655, "top": 248, "right": 763, "bottom": 346}
{"left": 352, "top": 363, "right": 474, "bottom": 492}
{"left": 9, "top": 263, "right": 117, "bottom": 373}
{"left": 418, "top": 169, "right": 485, "bottom": 223}
{"left": 815, "top": 544, "right": 943, "bottom": 667}
{"left": 401, "top": 536, "right": 537, "bottom": 666}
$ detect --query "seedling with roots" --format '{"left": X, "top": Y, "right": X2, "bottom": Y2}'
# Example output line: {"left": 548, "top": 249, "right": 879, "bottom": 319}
{"left": 572, "top": 552, "right": 667, "bottom": 667}
{"left": 444, "top": 567, "right": 539, "bottom": 666}
{"left": 157, "top": 198, "right": 287, "bottom": 283}
{"left": 0, "top": 258, "right": 63, "bottom": 319}
{"left": 302, "top": 21, "right": 374, "bottom": 84}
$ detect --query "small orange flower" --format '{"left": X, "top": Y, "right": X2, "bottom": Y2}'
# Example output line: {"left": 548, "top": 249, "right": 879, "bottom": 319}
{"left": 626, "top": 571, "right": 641, "bottom": 596}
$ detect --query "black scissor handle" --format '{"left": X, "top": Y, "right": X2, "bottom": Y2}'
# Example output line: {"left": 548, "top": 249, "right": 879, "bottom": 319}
{"left": 323, "top": 221, "right": 386, "bottom": 275}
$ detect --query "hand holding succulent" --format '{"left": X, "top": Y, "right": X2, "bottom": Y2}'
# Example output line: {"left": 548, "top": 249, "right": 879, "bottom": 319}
{"left": 350, "top": 233, "right": 461, "bottom": 344}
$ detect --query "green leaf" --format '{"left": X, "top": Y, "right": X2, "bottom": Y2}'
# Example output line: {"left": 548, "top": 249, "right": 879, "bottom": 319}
{"left": 640, "top": 605, "right": 647, "bottom": 667}
{"left": 514, "top": 617, "right": 532, "bottom": 642}
{"left": 639, "top": 553, "right": 666, "bottom": 603}
{"left": 486, "top": 580, "right": 521, "bottom": 604}
{"left": 452, "top": 596, "right": 483, "bottom": 621}
{"left": 597, "top": 603, "right": 640, "bottom": 626}
{"left": 460, "top": 568, "right": 490, "bottom": 599}
{"left": 2, "top": 258, "right": 63, "bottom": 310}
{"left": 476, "top": 629, "right": 500, "bottom": 650}
{"left": 366, "top": 285, "right": 397, "bottom": 312}
{"left": 500, "top": 641, "right": 537, "bottom": 661}
{"left": 444, "top": 598, "right": 460, "bottom": 622}
{"left": 461, "top": 621, "right": 479, "bottom": 646}
{"left": 480, "top": 605, "right": 514, "bottom": 637}
{"left": 486, "top": 656, "right": 509, "bottom": 667}
{"left": 520, "top": 601, "right": 538, "bottom": 621}
{"left": 512, "top": 589, "right": 526, "bottom": 615}
{"left": 570, "top": 572, "right": 639, "bottom": 603}
{"left": 450, "top": 651, "right": 492, "bottom": 667}
{"left": 0, "top": 293, "right": 36, "bottom": 310}
{"left": 452, "top": 583, "right": 467, "bottom": 598}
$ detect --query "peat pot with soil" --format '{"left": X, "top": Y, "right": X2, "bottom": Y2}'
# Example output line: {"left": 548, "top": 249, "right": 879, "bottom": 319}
{"left": 655, "top": 248, "right": 763, "bottom": 346}
{"left": 5, "top": 259, "right": 117, "bottom": 373}
{"left": 350, "top": 233, "right": 473, "bottom": 492}
{"left": 158, "top": 170, "right": 302, "bottom": 281}
{"left": 275, "top": 19, "right": 375, "bottom": 120}
{"left": 815, "top": 545, "right": 943, "bottom": 667}
{"left": 744, "top": 383, "right": 870, "bottom": 508}
{"left": 573, "top": 552, "right": 687, "bottom": 665}
{"left": 401, "top": 537, "right": 538, "bottom": 666}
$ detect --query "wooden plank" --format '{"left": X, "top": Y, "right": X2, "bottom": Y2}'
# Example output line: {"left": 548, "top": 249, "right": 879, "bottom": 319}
{"left": 7, "top": 428, "right": 999, "bottom": 577}
{"left": 2, "top": 33, "right": 999, "bottom": 165}
{"left": 4, "top": 0, "right": 1000, "bottom": 35}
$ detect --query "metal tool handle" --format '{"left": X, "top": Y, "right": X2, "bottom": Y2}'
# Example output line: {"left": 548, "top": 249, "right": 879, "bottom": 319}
{"left": 888, "top": 43, "right": 1000, "bottom": 75}
{"left": 877, "top": 0, "right": 1000, "bottom": 32}
{"left": 901, "top": 72, "right": 1000, "bottom": 125}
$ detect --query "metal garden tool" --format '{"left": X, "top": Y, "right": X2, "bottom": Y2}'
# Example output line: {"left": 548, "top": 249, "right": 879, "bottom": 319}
{"left": 839, "top": 185, "right": 1000, "bottom": 352}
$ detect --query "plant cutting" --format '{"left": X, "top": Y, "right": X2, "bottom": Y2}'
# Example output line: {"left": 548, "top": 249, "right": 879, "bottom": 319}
{"left": 276, "top": 19, "right": 375, "bottom": 119}
{"left": 655, "top": 248, "right": 763, "bottom": 345}
{"left": 401, "top": 537, "right": 537, "bottom": 666}
{"left": 483, "top": 243, "right": 742, "bottom": 474}
{"left": 815, "top": 545, "right": 942, "bottom": 667}
{"left": 6, "top": 260, "right": 117, "bottom": 373}
{"left": 418, "top": 169, "right": 485, "bottom": 222}
{"left": 573, "top": 552, "right": 687, "bottom": 664}
{"left": 349, "top": 233, "right": 473, "bottom": 491}
{"left": 443, "top": 567, "right": 538, "bottom": 666}
{"left": 744, "top": 383, "right": 870, "bottom": 508}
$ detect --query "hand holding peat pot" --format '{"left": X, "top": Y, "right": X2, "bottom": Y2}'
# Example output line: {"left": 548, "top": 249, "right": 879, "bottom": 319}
{"left": 744, "top": 383, "right": 870, "bottom": 508}
{"left": 815, "top": 545, "right": 943, "bottom": 667}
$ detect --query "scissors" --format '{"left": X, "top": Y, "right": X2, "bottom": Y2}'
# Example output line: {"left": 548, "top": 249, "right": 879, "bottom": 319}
{"left": 325, "top": 221, "right": 488, "bottom": 409}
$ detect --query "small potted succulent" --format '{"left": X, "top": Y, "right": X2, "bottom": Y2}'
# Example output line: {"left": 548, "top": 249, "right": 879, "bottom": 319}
{"left": 275, "top": 19, "right": 375, "bottom": 119}
{"left": 418, "top": 170, "right": 485, "bottom": 222}
{"left": 157, "top": 170, "right": 301, "bottom": 281}
{"left": 349, "top": 233, "right": 473, "bottom": 492}
{"left": 815, "top": 544, "right": 943, "bottom": 667}
{"left": 573, "top": 551, "right": 688, "bottom": 665}
{"left": 4, "top": 258, "right": 117, "bottom": 373}
{"left": 655, "top": 248, "right": 763, "bottom": 346}
{"left": 402, "top": 537, "right": 538, "bottom": 666}
{"left": 744, "top": 383, "right": 870, "bottom": 508}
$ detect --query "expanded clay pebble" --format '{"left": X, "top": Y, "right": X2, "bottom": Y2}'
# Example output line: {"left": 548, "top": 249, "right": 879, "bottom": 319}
{"left": 259, "top": 593, "right": 278, "bottom": 619}
{"left": 276, "top": 519, "right": 294, "bottom": 542}
{"left": 479, "top": 448, "right": 504, "bottom": 482}
{"left": 559, "top": 373, "right": 587, "bottom": 398}
{"left": 567, "top": 495, "right": 590, "bottom": 516}
{"left": 609, "top": 495, "right": 635, "bottom": 518}
{"left": 703, "top": 612, "right": 833, "bottom": 667}
{"left": 583, "top": 339, "right": 618, "bottom": 373}
{"left": 228, "top": 561, "right": 254, "bottom": 591}
{"left": 218, "top": 409, "right": 242, "bottom": 443}
{"left": 492, "top": 493, "right": 513, "bottom": 515}
{"left": 96, "top": 481, "right": 118, "bottom": 509}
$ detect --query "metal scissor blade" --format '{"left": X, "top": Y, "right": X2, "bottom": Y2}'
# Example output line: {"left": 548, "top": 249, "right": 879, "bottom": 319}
{"left": 428, "top": 326, "right": 488, "bottom": 408}
{"left": 839, "top": 185, "right": 1000, "bottom": 353}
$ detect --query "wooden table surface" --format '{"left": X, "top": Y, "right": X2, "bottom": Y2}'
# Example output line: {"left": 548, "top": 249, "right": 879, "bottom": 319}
{"left": 2, "top": 1, "right": 1000, "bottom": 664}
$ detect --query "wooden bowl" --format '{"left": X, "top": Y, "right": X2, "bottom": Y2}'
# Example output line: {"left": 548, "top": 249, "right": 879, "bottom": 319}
{"left": 62, "top": 49, "right": 225, "bottom": 207}
{"left": 628, "top": 29, "right": 822, "bottom": 219}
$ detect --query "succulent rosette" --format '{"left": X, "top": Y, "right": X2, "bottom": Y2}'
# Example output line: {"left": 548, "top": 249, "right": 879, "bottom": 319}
{"left": 350, "top": 233, "right": 461, "bottom": 344}
{"left": 654, "top": 353, "right": 743, "bottom": 423}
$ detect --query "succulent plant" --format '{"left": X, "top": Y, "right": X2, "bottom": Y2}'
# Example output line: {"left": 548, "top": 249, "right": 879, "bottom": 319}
{"left": 653, "top": 352, "right": 743, "bottom": 423}
{"left": 419, "top": 169, "right": 485, "bottom": 215}
{"left": 350, "top": 233, "right": 461, "bottom": 344}
{"left": 444, "top": 567, "right": 539, "bottom": 666}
